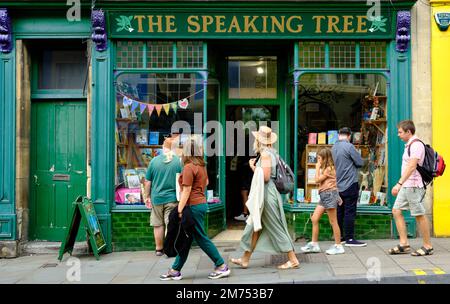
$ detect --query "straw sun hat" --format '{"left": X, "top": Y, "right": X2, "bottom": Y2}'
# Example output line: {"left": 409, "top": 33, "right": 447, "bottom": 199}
{"left": 252, "top": 126, "right": 278, "bottom": 145}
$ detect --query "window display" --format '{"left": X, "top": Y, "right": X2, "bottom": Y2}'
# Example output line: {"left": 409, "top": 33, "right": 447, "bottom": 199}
{"left": 292, "top": 73, "right": 388, "bottom": 207}
{"left": 114, "top": 73, "right": 205, "bottom": 206}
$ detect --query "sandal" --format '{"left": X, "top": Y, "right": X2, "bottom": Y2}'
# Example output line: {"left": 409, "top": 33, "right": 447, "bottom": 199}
{"left": 411, "top": 246, "right": 434, "bottom": 256}
{"left": 277, "top": 260, "right": 300, "bottom": 270}
{"left": 388, "top": 244, "right": 411, "bottom": 255}
{"left": 155, "top": 249, "right": 164, "bottom": 256}
{"left": 230, "top": 258, "right": 249, "bottom": 269}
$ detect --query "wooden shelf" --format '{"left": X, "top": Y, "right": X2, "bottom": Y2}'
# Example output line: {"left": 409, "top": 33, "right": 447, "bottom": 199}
{"left": 137, "top": 144, "right": 162, "bottom": 148}
{"left": 307, "top": 163, "right": 317, "bottom": 166}
{"left": 362, "top": 119, "right": 387, "bottom": 123}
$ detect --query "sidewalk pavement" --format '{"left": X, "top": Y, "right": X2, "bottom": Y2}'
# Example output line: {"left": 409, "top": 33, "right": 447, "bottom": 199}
{"left": 1, "top": 238, "right": 450, "bottom": 284}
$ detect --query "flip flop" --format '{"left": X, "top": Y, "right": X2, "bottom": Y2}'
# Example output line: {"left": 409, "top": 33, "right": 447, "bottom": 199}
{"left": 277, "top": 260, "right": 300, "bottom": 270}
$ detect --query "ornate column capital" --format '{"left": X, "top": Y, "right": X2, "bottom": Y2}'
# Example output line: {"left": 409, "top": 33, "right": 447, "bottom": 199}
{"left": 91, "top": 9, "right": 107, "bottom": 52}
{"left": 0, "top": 8, "right": 12, "bottom": 54}
{"left": 396, "top": 11, "right": 411, "bottom": 53}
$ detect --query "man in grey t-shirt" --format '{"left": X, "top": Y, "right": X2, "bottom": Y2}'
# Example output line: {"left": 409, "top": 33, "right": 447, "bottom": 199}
{"left": 331, "top": 127, "right": 366, "bottom": 247}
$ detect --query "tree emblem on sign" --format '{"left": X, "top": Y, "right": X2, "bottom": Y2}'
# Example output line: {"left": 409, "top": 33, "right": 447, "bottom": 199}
{"left": 116, "top": 15, "right": 134, "bottom": 32}
{"left": 368, "top": 16, "right": 388, "bottom": 33}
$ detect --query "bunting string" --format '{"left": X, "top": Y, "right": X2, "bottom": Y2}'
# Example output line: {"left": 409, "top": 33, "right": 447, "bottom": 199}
{"left": 116, "top": 88, "right": 205, "bottom": 117}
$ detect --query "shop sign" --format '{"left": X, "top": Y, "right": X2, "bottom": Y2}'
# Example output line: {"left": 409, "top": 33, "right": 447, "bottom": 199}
{"left": 108, "top": 12, "right": 393, "bottom": 38}
{"left": 435, "top": 13, "right": 450, "bottom": 31}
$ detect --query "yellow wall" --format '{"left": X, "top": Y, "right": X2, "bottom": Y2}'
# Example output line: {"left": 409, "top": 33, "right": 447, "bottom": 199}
{"left": 431, "top": 0, "right": 450, "bottom": 236}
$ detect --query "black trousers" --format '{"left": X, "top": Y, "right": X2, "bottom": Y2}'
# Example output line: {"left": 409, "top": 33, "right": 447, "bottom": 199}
{"left": 337, "top": 182, "right": 359, "bottom": 241}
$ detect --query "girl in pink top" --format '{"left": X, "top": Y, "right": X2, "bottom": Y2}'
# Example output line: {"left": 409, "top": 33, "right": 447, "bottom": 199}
{"left": 301, "top": 148, "right": 345, "bottom": 255}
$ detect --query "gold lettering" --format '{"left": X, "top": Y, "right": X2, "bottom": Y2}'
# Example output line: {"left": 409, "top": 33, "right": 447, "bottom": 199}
{"left": 270, "top": 16, "right": 285, "bottom": 33}
{"left": 342, "top": 16, "right": 354, "bottom": 33}
{"left": 312, "top": 16, "right": 326, "bottom": 33}
{"left": 215, "top": 16, "right": 227, "bottom": 33}
{"left": 244, "top": 16, "right": 259, "bottom": 33}
{"left": 286, "top": 16, "right": 303, "bottom": 33}
{"left": 357, "top": 15, "right": 368, "bottom": 33}
{"left": 134, "top": 15, "right": 145, "bottom": 33}
{"left": 261, "top": 16, "right": 268, "bottom": 33}
{"left": 327, "top": 16, "right": 341, "bottom": 33}
{"left": 147, "top": 15, "right": 163, "bottom": 33}
{"left": 202, "top": 15, "right": 214, "bottom": 33}
{"left": 165, "top": 15, "right": 177, "bottom": 33}
{"left": 187, "top": 16, "right": 201, "bottom": 33}
{"left": 228, "top": 16, "right": 242, "bottom": 33}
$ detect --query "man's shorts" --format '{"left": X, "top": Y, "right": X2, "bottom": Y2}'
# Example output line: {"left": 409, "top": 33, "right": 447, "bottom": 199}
{"left": 150, "top": 202, "right": 178, "bottom": 227}
{"left": 319, "top": 189, "right": 340, "bottom": 209}
{"left": 393, "top": 187, "right": 426, "bottom": 216}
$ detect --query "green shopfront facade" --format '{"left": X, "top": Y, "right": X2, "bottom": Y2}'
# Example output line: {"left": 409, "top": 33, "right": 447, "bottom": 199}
{"left": 0, "top": 1, "right": 417, "bottom": 256}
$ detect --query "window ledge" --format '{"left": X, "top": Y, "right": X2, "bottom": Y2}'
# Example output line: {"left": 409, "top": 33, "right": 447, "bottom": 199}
{"left": 283, "top": 203, "right": 391, "bottom": 214}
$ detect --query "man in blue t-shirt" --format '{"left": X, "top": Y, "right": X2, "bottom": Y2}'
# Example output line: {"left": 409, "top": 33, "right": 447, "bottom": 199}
{"left": 144, "top": 138, "right": 182, "bottom": 256}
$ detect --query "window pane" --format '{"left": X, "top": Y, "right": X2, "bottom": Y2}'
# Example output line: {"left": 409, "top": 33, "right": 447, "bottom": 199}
{"left": 38, "top": 50, "right": 87, "bottom": 90}
{"left": 299, "top": 41, "right": 325, "bottom": 68}
{"left": 114, "top": 73, "right": 204, "bottom": 205}
{"left": 176, "top": 41, "right": 204, "bottom": 68}
{"left": 294, "top": 74, "right": 388, "bottom": 206}
{"left": 146, "top": 41, "right": 173, "bottom": 68}
{"left": 228, "top": 56, "right": 277, "bottom": 99}
{"left": 360, "top": 41, "right": 387, "bottom": 69}
{"left": 329, "top": 41, "right": 356, "bottom": 68}
{"left": 116, "top": 41, "right": 144, "bottom": 69}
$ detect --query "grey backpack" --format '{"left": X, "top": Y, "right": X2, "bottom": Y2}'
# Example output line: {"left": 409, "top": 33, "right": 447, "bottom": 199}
{"left": 273, "top": 155, "right": 295, "bottom": 194}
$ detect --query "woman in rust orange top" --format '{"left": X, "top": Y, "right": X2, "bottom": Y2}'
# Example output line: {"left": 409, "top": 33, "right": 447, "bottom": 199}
{"left": 160, "top": 135, "right": 230, "bottom": 281}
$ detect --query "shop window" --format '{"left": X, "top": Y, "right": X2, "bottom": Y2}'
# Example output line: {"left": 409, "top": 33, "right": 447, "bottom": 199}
{"left": 116, "top": 41, "right": 144, "bottom": 69}
{"left": 114, "top": 73, "right": 212, "bottom": 206}
{"left": 291, "top": 73, "right": 388, "bottom": 208}
{"left": 228, "top": 56, "right": 277, "bottom": 99}
{"left": 360, "top": 41, "right": 387, "bottom": 69}
{"left": 299, "top": 42, "right": 325, "bottom": 68}
{"left": 37, "top": 48, "right": 87, "bottom": 90}
{"left": 146, "top": 41, "right": 173, "bottom": 69}
{"left": 176, "top": 41, "right": 204, "bottom": 68}
{"left": 329, "top": 41, "right": 356, "bottom": 68}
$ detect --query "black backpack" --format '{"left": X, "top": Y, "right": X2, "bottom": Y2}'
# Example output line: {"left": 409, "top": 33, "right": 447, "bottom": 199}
{"left": 273, "top": 155, "right": 295, "bottom": 194}
{"left": 408, "top": 139, "right": 446, "bottom": 188}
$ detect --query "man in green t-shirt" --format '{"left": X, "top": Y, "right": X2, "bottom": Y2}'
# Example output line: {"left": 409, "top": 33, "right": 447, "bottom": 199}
{"left": 144, "top": 138, "right": 182, "bottom": 256}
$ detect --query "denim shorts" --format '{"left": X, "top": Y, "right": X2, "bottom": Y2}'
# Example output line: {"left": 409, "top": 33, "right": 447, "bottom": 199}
{"left": 319, "top": 189, "right": 340, "bottom": 209}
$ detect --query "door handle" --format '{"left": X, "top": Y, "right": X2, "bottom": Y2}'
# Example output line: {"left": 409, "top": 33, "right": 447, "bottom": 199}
{"left": 34, "top": 175, "right": 40, "bottom": 186}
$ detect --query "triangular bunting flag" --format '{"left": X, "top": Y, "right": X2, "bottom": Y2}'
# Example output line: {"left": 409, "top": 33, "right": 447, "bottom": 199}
{"left": 122, "top": 96, "right": 129, "bottom": 107}
{"left": 140, "top": 103, "right": 147, "bottom": 114}
{"left": 171, "top": 102, "right": 178, "bottom": 113}
{"left": 163, "top": 104, "right": 171, "bottom": 115}
{"left": 155, "top": 104, "right": 162, "bottom": 116}
{"left": 131, "top": 100, "right": 139, "bottom": 112}
{"left": 148, "top": 104, "right": 155, "bottom": 116}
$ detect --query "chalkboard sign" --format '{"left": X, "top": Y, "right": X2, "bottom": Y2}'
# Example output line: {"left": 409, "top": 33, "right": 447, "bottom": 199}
{"left": 58, "top": 196, "right": 106, "bottom": 261}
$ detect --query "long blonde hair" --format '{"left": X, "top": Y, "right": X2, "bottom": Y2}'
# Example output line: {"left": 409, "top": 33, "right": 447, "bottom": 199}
{"left": 182, "top": 135, "right": 205, "bottom": 166}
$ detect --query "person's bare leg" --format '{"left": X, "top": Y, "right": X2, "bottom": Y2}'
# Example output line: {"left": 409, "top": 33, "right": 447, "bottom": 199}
{"left": 154, "top": 226, "right": 165, "bottom": 250}
{"left": 311, "top": 206, "right": 326, "bottom": 243}
{"left": 326, "top": 208, "right": 341, "bottom": 245}
{"left": 392, "top": 209, "right": 409, "bottom": 246}
{"left": 232, "top": 231, "right": 260, "bottom": 267}
{"left": 288, "top": 250, "right": 299, "bottom": 264}
{"left": 241, "top": 190, "right": 249, "bottom": 215}
{"left": 416, "top": 215, "right": 432, "bottom": 248}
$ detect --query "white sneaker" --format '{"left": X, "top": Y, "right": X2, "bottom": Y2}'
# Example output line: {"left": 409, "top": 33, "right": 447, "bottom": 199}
{"left": 234, "top": 213, "right": 248, "bottom": 221}
{"left": 326, "top": 244, "right": 345, "bottom": 255}
{"left": 301, "top": 242, "right": 321, "bottom": 253}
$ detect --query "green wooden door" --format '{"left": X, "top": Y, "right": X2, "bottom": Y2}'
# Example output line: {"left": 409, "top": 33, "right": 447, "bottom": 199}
{"left": 30, "top": 101, "right": 87, "bottom": 241}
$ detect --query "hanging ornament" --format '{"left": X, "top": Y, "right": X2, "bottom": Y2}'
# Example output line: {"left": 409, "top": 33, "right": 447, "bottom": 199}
{"left": 171, "top": 102, "right": 178, "bottom": 113}
{"left": 148, "top": 104, "right": 155, "bottom": 116}
{"left": 178, "top": 98, "right": 189, "bottom": 109}
{"left": 155, "top": 104, "right": 162, "bottom": 116}
{"left": 163, "top": 104, "right": 171, "bottom": 115}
